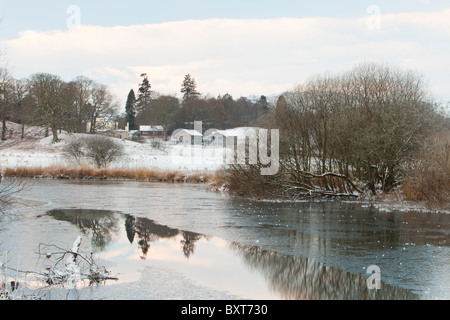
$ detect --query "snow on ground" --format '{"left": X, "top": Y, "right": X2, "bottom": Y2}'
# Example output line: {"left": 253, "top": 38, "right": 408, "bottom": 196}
{"left": 0, "top": 121, "right": 228, "bottom": 173}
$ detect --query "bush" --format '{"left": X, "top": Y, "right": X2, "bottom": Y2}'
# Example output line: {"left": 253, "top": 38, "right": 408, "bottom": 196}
{"left": 63, "top": 138, "right": 85, "bottom": 165}
{"left": 403, "top": 131, "right": 450, "bottom": 210}
{"left": 84, "top": 136, "right": 124, "bottom": 169}
{"left": 64, "top": 135, "right": 124, "bottom": 169}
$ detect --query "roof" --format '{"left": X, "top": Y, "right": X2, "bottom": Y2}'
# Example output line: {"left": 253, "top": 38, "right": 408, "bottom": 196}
{"left": 172, "top": 129, "right": 203, "bottom": 137}
{"left": 140, "top": 125, "right": 164, "bottom": 132}
{"left": 204, "top": 127, "right": 261, "bottom": 140}
{"left": 204, "top": 130, "right": 234, "bottom": 139}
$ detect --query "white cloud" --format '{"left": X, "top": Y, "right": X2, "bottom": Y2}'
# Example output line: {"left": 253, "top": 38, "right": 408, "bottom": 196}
{"left": 86, "top": 67, "right": 134, "bottom": 81}
{"left": 2, "top": 9, "right": 450, "bottom": 108}
{"left": 382, "top": 8, "right": 450, "bottom": 35}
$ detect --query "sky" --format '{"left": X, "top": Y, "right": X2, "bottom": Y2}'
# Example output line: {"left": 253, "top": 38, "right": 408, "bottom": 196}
{"left": 1, "top": 0, "right": 449, "bottom": 110}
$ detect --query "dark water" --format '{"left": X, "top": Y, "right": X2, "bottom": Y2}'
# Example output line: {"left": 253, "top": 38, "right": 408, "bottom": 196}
{"left": 1, "top": 179, "right": 449, "bottom": 299}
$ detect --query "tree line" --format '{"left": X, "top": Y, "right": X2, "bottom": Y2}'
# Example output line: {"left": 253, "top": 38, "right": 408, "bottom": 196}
{"left": 124, "top": 73, "right": 269, "bottom": 138}
{"left": 1, "top": 68, "right": 269, "bottom": 145}
{"left": 0, "top": 69, "right": 119, "bottom": 144}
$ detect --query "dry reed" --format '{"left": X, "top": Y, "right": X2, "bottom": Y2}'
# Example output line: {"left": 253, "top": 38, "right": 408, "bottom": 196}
{"left": 2, "top": 166, "right": 217, "bottom": 185}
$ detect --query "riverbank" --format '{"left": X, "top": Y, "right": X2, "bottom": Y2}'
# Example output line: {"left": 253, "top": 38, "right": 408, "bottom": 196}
{"left": 238, "top": 189, "right": 450, "bottom": 215}
{"left": 1, "top": 121, "right": 447, "bottom": 214}
{"left": 3, "top": 166, "right": 448, "bottom": 215}
{"left": 2, "top": 166, "right": 217, "bottom": 184}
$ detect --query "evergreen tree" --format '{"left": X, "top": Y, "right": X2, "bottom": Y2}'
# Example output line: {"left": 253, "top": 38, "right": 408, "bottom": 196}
{"left": 256, "top": 95, "right": 269, "bottom": 118}
{"left": 125, "top": 89, "right": 137, "bottom": 130}
{"left": 181, "top": 74, "right": 200, "bottom": 100}
{"left": 136, "top": 73, "right": 152, "bottom": 115}
{"left": 258, "top": 95, "right": 268, "bottom": 110}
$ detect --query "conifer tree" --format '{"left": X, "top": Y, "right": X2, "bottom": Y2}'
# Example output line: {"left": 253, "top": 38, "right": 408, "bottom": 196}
{"left": 136, "top": 73, "right": 152, "bottom": 115}
{"left": 181, "top": 74, "right": 200, "bottom": 100}
{"left": 125, "top": 89, "right": 137, "bottom": 130}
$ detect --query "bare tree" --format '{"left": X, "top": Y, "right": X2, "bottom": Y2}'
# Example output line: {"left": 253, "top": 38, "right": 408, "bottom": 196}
{"left": 63, "top": 77, "right": 119, "bottom": 134}
{"left": 340, "top": 62, "right": 439, "bottom": 193}
{"left": 87, "top": 83, "right": 119, "bottom": 133}
{"left": 68, "top": 76, "right": 94, "bottom": 133}
{"left": 0, "top": 175, "right": 27, "bottom": 221}
{"left": 225, "top": 62, "right": 441, "bottom": 200}
{"left": 0, "top": 71, "right": 27, "bottom": 141}
{"left": 27, "top": 73, "right": 73, "bottom": 143}
{"left": 9, "top": 79, "right": 29, "bottom": 139}
{"left": 0, "top": 68, "right": 13, "bottom": 141}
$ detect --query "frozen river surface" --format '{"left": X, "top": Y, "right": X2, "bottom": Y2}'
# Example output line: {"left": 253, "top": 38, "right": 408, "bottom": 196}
{"left": 0, "top": 179, "right": 448, "bottom": 300}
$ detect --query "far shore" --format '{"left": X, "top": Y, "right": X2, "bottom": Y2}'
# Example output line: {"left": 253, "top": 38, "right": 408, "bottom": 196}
{"left": 3, "top": 165, "right": 448, "bottom": 215}
{"left": 2, "top": 166, "right": 216, "bottom": 184}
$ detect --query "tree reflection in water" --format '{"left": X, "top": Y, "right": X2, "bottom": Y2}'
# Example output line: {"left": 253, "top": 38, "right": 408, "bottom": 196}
{"left": 47, "top": 208, "right": 421, "bottom": 300}
{"left": 48, "top": 209, "right": 121, "bottom": 252}
{"left": 125, "top": 214, "right": 179, "bottom": 259}
{"left": 47, "top": 209, "right": 206, "bottom": 260}
{"left": 180, "top": 231, "right": 204, "bottom": 259}
{"left": 229, "top": 242, "right": 419, "bottom": 300}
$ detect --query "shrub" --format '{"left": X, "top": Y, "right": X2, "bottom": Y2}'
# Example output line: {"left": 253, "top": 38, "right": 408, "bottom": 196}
{"left": 84, "top": 136, "right": 124, "bottom": 169}
{"left": 63, "top": 138, "right": 85, "bottom": 165}
{"left": 403, "top": 131, "right": 450, "bottom": 210}
{"left": 64, "top": 135, "right": 124, "bottom": 169}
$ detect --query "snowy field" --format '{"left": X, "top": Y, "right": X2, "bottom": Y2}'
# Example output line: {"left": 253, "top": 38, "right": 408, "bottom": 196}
{"left": 0, "top": 121, "right": 229, "bottom": 174}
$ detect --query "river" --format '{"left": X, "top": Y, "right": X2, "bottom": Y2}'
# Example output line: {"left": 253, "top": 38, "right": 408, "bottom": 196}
{"left": 0, "top": 179, "right": 448, "bottom": 300}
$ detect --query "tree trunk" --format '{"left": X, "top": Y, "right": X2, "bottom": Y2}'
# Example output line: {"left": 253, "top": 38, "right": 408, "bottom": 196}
{"left": 1, "top": 117, "right": 6, "bottom": 141}
{"left": 51, "top": 126, "right": 60, "bottom": 144}
{"left": 90, "top": 115, "right": 97, "bottom": 133}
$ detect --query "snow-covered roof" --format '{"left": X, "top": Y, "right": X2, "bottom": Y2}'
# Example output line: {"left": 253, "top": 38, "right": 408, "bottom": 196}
{"left": 172, "top": 129, "right": 203, "bottom": 137}
{"left": 140, "top": 125, "right": 164, "bottom": 132}
{"left": 204, "top": 127, "right": 261, "bottom": 140}
{"left": 204, "top": 130, "right": 233, "bottom": 139}
{"left": 184, "top": 129, "right": 203, "bottom": 136}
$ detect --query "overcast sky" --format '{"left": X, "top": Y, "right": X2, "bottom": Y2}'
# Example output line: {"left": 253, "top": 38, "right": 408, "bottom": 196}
{"left": 1, "top": 1, "right": 449, "bottom": 109}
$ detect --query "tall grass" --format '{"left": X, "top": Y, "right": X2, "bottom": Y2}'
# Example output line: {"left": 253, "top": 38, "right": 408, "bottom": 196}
{"left": 3, "top": 166, "right": 215, "bottom": 184}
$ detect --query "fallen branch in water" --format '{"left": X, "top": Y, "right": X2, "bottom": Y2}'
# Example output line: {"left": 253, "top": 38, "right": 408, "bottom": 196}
{"left": 1, "top": 236, "right": 118, "bottom": 300}
{"left": 36, "top": 236, "right": 118, "bottom": 287}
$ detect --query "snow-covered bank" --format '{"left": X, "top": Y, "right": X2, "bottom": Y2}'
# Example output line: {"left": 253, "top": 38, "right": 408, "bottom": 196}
{"left": 0, "top": 121, "right": 228, "bottom": 174}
